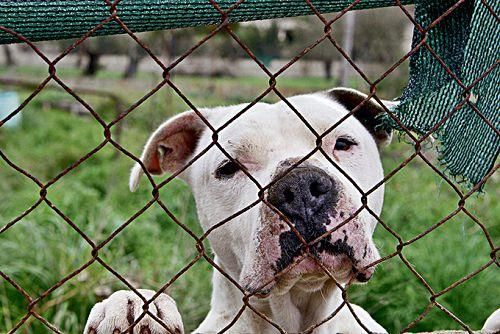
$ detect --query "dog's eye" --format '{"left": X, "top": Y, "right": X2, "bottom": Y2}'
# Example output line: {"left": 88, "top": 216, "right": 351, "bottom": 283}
{"left": 334, "top": 137, "right": 357, "bottom": 151}
{"left": 215, "top": 160, "right": 241, "bottom": 179}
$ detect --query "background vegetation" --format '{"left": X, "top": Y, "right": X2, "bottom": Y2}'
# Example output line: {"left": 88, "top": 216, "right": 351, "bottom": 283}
{"left": 1, "top": 6, "right": 498, "bottom": 333}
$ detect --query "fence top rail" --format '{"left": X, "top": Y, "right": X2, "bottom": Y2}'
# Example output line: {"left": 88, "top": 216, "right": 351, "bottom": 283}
{"left": 0, "top": 0, "right": 414, "bottom": 45}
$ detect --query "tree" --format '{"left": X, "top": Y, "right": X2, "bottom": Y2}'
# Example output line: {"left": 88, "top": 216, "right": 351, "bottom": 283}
{"left": 339, "top": 12, "right": 355, "bottom": 86}
{"left": 2, "top": 45, "right": 15, "bottom": 66}
{"left": 77, "top": 35, "right": 133, "bottom": 77}
{"left": 351, "top": 7, "right": 411, "bottom": 63}
{"left": 281, "top": 8, "right": 411, "bottom": 81}
{"left": 123, "top": 43, "right": 145, "bottom": 79}
{"left": 283, "top": 16, "right": 343, "bottom": 80}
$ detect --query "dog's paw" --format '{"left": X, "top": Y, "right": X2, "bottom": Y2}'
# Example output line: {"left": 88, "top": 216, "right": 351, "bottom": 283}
{"left": 83, "top": 289, "right": 183, "bottom": 334}
{"left": 483, "top": 308, "right": 500, "bottom": 333}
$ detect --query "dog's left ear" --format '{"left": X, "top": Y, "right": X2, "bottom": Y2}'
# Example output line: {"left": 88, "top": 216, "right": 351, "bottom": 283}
{"left": 325, "top": 88, "right": 398, "bottom": 147}
{"left": 129, "top": 111, "right": 206, "bottom": 191}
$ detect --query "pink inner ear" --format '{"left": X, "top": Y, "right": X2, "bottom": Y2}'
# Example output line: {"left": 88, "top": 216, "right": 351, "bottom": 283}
{"left": 160, "top": 129, "right": 200, "bottom": 173}
{"left": 141, "top": 112, "right": 204, "bottom": 176}
{"left": 147, "top": 153, "right": 163, "bottom": 175}
{"left": 141, "top": 142, "right": 163, "bottom": 175}
{"left": 146, "top": 128, "right": 201, "bottom": 175}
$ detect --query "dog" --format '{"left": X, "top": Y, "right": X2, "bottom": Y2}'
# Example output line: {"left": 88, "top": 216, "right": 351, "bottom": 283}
{"left": 84, "top": 88, "right": 394, "bottom": 334}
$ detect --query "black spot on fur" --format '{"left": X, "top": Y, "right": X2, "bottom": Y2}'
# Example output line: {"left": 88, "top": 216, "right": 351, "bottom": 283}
{"left": 140, "top": 325, "right": 151, "bottom": 334}
{"left": 275, "top": 230, "right": 305, "bottom": 272}
{"left": 154, "top": 301, "right": 164, "bottom": 319}
{"left": 126, "top": 299, "right": 135, "bottom": 326}
{"left": 317, "top": 238, "right": 357, "bottom": 264}
{"left": 355, "top": 272, "right": 370, "bottom": 283}
{"left": 326, "top": 88, "right": 391, "bottom": 143}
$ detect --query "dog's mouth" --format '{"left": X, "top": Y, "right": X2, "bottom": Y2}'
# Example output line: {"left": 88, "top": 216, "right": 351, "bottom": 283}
{"left": 243, "top": 240, "right": 376, "bottom": 297}
{"left": 279, "top": 239, "right": 376, "bottom": 282}
{"left": 241, "top": 212, "right": 380, "bottom": 297}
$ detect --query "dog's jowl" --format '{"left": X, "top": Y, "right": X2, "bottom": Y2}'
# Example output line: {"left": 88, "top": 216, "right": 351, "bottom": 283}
{"left": 84, "top": 88, "right": 394, "bottom": 334}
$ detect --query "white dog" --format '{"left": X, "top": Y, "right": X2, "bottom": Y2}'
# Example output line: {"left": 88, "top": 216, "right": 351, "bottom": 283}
{"left": 84, "top": 88, "right": 394, "bottom": 334}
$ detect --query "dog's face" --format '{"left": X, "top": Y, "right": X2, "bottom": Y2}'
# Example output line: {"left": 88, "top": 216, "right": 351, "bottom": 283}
{"left": 130, "top": 88, "right": 393, "bottom": 296}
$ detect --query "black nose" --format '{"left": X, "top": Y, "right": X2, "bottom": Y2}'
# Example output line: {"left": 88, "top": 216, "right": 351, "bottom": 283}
{"left": 268, "top": 166, "right": 338, "bottom": 224}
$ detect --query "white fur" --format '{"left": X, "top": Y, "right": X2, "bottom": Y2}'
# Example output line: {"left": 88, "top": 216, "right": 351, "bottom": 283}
{"left": 86, "top": 91, "right": 390, "bottom": 333}
{"left": 86, "top": 91, "right": 498, "bottom": 333}
{"left": 84, "top": 289, "right": 183, "bottom": 333}
{"left": 482, "top": 308, "right": 500, "bottom": 333}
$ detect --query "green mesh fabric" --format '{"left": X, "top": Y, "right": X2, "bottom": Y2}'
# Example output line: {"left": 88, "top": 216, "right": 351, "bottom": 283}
{"left": 382, "top": 0, "right": 499, "bottom": 187}
{"left": 0, "top": 0, "right": 497, "bottom": 187}
{"left": 0, "top": 0, "right": 412, "bottom": 44}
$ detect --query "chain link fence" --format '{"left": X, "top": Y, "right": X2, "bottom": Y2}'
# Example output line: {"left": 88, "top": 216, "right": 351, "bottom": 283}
{"left": 0, "top": 0, "right": 498, "bottom": 333}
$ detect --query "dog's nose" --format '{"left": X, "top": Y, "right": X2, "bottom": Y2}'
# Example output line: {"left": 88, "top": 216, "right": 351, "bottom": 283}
{"left": 268, "top": 166, "right": 338, "bottom": 223}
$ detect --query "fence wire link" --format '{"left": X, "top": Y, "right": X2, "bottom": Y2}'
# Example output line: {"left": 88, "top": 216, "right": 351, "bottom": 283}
{"left": 0, "top": 0, "right": 498, "bottom": 333}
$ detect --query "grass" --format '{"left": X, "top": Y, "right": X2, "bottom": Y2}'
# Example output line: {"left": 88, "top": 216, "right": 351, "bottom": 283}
{"left": 0, "top": 69, "right": 498, "bottom": 333}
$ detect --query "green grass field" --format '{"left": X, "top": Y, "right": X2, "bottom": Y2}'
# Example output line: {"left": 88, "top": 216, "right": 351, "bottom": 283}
{"left": 0, "top": 69, "right": 498, "bottom": 333}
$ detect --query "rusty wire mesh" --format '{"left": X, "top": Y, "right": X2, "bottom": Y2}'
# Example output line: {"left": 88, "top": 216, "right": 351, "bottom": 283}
{"left": 0, "top": 0, "right": 498, "bottom": 333}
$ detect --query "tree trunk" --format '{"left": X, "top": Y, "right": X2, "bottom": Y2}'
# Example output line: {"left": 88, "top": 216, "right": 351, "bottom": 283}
{"left": 123, "top": 57, "right": 140, "bottom": 79}
{"left": 323, "top": 59, "right": 332, "bottom": 80}
{"left": 167, "top": 33, "right": 177, "bottom": 61}
{"left": 339, "top": 12, "right": 356, "bottom": 86}
{"left": 75, "top": 47, "right": 84, "bottom": 68}
{"left": 123, "top": 45, "right": 143, "bottom": 79}
{"left": 84, "top": 51, "right": 101, "bottom": 76}
{"left": 3, "top": 45, "right": 15, "bottom": 66}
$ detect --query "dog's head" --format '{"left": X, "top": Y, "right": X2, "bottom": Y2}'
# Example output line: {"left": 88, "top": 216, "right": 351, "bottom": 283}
{"left": 130, "top": 88, "right": 394, "bottom": 296}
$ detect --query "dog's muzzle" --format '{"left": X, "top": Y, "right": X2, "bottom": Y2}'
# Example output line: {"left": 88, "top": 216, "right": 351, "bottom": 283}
{"left": 267, "top": 166, "right": 374, "bottom": 283}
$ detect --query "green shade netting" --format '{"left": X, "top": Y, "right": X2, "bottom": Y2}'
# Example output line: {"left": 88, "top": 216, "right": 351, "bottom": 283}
{"left": 0, "top": 1, "right": 413, "bottom": 43}
{"left": 0, "top": 0, "right": 498, "bottom": 188}
{"left": 381, "top": 0, "right": 499, "bottom": 188}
